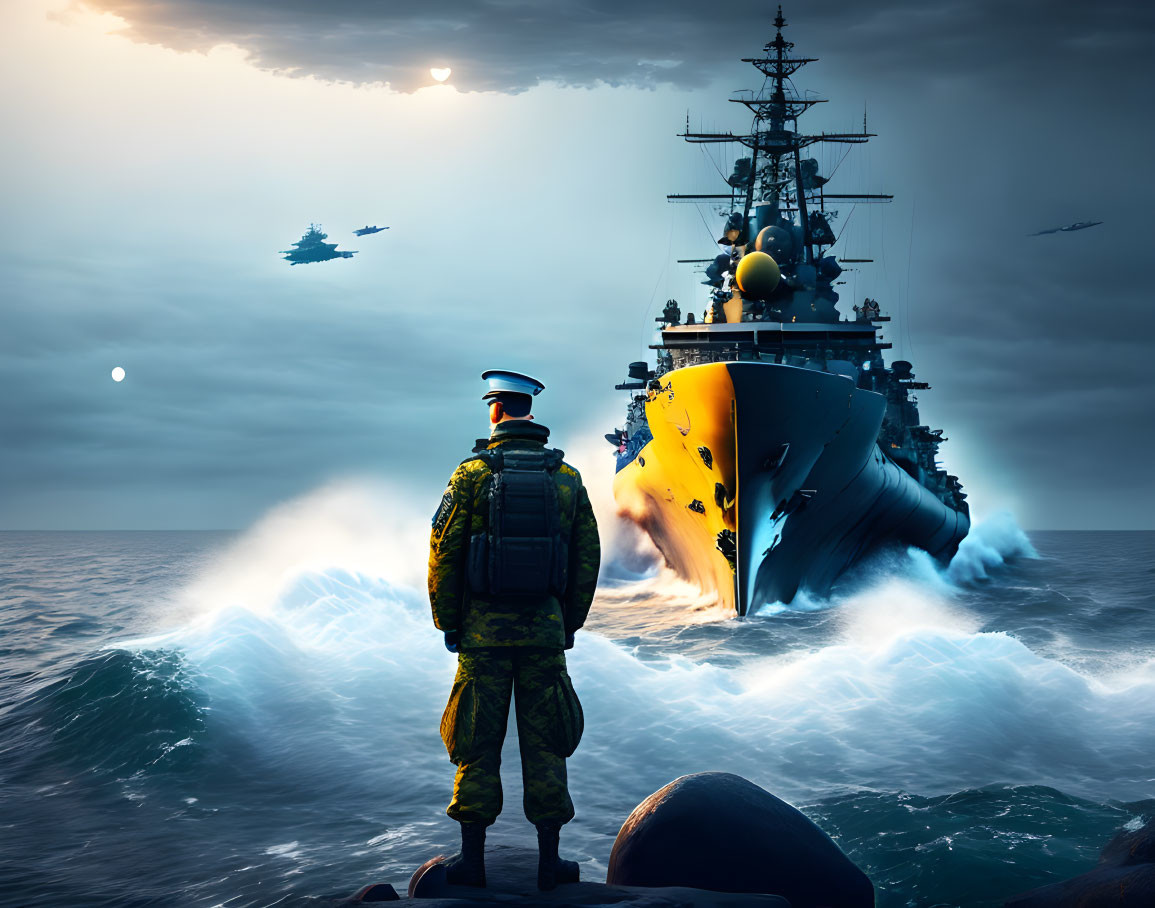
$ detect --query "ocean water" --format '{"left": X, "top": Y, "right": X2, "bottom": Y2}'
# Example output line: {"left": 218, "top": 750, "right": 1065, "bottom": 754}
{"left": 1, "top": 493, "right": 1153, "bottom": 908}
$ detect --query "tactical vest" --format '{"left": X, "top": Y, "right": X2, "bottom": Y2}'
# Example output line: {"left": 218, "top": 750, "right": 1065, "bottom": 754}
{"left": 467, "top": 447, "right": 570, "bottom": 599}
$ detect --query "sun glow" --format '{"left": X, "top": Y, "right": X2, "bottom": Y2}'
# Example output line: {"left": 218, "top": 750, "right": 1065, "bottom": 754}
{"left": 430, "top": 67, "right": 451, "bottom": 82}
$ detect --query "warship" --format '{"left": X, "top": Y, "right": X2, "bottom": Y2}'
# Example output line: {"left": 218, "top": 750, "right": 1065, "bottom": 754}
{"left": 609, "top": 7, "right": 969, "bottom": 616}
{"left": 281, "top": 224, "right": 356, "bottom": 265}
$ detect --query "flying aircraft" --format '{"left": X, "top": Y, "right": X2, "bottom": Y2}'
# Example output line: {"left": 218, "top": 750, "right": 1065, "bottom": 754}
{"left": 281, "top": 224, "right": 356, "bottom": 265}
{"left": 1030, "top": 220, "right": 1103, "bottom": 236}
{"left": 353, "top": 225, "right": 389, "bottom": 236}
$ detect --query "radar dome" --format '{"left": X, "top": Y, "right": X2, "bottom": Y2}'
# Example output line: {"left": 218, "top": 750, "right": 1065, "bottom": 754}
{"left": 734, "top": 252, "right": 781, "bottom": 299}
{"left": 755, "top": 226, "right": 793, "bottom": 261}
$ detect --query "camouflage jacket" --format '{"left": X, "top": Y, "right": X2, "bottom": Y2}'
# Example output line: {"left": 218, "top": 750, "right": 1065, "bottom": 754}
{"left": 428, "top": 421, "right": 600, "bottom": 649}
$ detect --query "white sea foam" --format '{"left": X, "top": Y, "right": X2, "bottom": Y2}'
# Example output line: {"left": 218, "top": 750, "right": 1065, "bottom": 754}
{"left": 177, "top": 478, "right": 430, "bottom": 618}
{"left": 944, "top": 511, "right": 1038, "bottom": 585}
{"left": 563, "top": 431, "right": 662, "bottom": 581}
{"left": 750, "top": 512, "right": 1040, "bottom": 618}
{"left": 117, "top": 483, "right": 1155, "bottom": 819}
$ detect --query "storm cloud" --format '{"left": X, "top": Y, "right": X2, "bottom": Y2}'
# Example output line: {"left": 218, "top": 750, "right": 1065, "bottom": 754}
{"left": 80, "top": 0, "right": 1154, "bottom": 92}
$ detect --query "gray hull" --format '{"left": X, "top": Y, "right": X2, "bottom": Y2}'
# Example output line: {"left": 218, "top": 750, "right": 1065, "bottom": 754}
{"left": 730, "top": 362, "right": 969, "bottom": 613}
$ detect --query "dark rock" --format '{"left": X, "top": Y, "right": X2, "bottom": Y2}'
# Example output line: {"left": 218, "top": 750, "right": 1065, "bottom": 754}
{"left": 606, "top": 772, "right": 872, "bottom": 908}
{"left": 328, "top": 881, "right": 400, "bottom": 905}
{"left": 352, "top": 883, "right": 400, "bottom": 902}
{"left": 1099, "top": 817, "right": 1155, "bottom": 868}
{"left": 1004, "top": 817, "right": 1155, "bottom": 907}
{"left": 1003, "top": 865, "right": 1155, "bottom": 907}
{"left": 407, "top": 844, "right": 790, "bottom": 905}
{"left": 408, "top": 854, "right": 450, "bottom": 899}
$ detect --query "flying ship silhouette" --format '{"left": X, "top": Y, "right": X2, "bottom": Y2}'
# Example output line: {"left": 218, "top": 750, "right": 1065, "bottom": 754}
{"left": 280, "top": 224, "right": 356, "bottom": 265}
{"left": 353, "top": 225, "right": 389, "bottom": 236}
{"left": 1030, "top": 220, "right": 1103, "bottom": 236}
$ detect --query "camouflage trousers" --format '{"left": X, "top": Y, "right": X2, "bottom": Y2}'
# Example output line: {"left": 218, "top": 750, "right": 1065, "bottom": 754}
{"left": 440, "top": 648, "right": 583, "bottom": 826}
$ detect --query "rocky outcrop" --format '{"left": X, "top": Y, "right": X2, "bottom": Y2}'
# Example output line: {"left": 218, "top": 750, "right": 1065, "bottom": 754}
{"left": 606, "top": 772, "right": 873, "bottom": 907}
{"left": 1004, "top": 816, "right": 1155, "bottom": 907}
{"left": 343, "top": 774, "right": 869, "bottom": 905}
{"left": 403, "top": 844, "right": 790, "bottom": 905}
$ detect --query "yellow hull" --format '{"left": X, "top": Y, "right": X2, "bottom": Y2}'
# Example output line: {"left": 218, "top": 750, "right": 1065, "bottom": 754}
{"left": 613, "top": 361, "right": 971, "bottom": 615}
{"left": 612, "top": 363, "right": 739, "bottom": 611}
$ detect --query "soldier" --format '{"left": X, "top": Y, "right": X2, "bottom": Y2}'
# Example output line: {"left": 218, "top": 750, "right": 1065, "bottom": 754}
{"left": 428, "top": 369, "right": 600, "bottom": 891}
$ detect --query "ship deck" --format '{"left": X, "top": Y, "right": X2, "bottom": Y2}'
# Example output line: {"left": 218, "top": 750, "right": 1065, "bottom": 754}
{"left": 656, "top": 321, "right": 890, "bottom": 350}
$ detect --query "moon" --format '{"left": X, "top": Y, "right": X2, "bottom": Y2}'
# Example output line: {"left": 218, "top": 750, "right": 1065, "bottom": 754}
{"left": 430, "top": 67, "right": 452, "bottom": 82}
{"left": 111, "top": 366, "right": 125, "bottom": 382}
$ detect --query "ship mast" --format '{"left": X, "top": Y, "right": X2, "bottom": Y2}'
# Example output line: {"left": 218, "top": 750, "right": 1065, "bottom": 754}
{"left": 677, "top": 5, "right": 881, "bottom": 265}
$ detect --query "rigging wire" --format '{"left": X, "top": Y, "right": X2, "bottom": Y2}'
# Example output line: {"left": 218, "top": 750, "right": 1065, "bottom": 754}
{"left": 826, "top": 144, "right": 853, "bottom": 181}
{"left": 693, "top": 202, "right": 719, "bottom": 248}
{"left": 878, "top": 180, "right": 898, "bottom": 358}
{"left": 852, "top": 255, "right": 858, "bottom": 308}
{"left": 700, "top": 144, "right": 729, "bottom": 185}
{"left": 834, "top": 204, "right": 858, "bottom": 244}
{"left": 904, "top": 191, "right": 917, "bottom": 361}
{"left": 697, "top": 142, "right": 733, "bottom": 244}
{"left": 639, "top": 214, "right": 676, "bottom": 359}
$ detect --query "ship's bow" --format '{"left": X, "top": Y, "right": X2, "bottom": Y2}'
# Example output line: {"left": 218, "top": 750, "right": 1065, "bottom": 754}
{"left": 613, "top": 362, "right": 867, "bottom": 613}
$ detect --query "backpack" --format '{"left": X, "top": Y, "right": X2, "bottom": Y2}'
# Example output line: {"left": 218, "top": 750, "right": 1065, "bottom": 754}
{"left": 467, "top": 447, "right": 570, "bottom": 599}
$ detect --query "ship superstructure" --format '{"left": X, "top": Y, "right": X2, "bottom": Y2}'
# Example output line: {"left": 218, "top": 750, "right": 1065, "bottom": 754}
{"left": 281, "top": 224, "right": 356, "bottom": 265}
{"left": 609, "top": 8, "right": 969, "bottom": 615}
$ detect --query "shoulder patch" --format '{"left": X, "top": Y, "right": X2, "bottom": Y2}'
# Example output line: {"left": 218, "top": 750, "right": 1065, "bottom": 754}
{"left": 558, "top": 463, "right": 580, "bottom": 479}
{"left": 431, "top": 487, "right": 455, "bottom": 536}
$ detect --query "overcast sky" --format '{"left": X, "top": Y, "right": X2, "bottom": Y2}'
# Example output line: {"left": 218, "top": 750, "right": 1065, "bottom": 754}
{"left": 1, "top": 0, "right": 1152, "bottom": 531}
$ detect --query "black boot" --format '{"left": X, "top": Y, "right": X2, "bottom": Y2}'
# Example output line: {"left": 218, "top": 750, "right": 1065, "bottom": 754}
{"left": 443, "top": 821, "right": 486, "bottom": 888}
{"left": 535, "top": 824, "right": 580, "bottom": 891}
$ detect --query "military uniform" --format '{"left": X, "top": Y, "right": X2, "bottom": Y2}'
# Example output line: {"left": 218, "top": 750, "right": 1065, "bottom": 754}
{"left": 429, "top": 419, "right": 600, "bottom": 827}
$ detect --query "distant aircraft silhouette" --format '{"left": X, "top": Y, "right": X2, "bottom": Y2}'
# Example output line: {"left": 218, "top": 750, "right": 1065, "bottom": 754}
{"left": 1030, "top": 220, "right": 1103, "bottom": 236}
{"left": 281, "top": 225, "right": 356, "bottom": 265}
{"left": 353, "top": 225, "right": 389, "bottom": 236}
